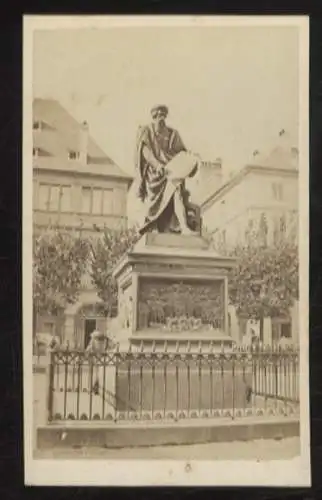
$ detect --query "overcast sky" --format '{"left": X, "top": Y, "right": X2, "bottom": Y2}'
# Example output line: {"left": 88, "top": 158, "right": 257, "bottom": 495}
{"left": 33, "top": 25, "right": 299, "bottom": 177}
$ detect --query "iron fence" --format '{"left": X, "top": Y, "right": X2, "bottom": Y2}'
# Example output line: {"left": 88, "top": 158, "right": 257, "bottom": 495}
{"left": 47, "top": 342, "right": 299, "bottom": 423}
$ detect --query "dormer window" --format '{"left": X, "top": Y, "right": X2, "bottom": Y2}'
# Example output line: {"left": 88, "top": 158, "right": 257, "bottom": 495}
{"left": 68, "top": 150, "right": 79, "bottom": 160}
{"left": 33, "top": 120, "right": 42, "bottom": 130}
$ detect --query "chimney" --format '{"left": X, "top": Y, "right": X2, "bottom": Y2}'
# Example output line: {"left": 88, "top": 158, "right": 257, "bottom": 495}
{"left": 79, "top": 120, "right": 89, "bottom": 165}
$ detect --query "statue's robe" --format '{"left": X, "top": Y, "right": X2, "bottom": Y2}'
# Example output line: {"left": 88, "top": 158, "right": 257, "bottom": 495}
{"left": 135, "top": 123, "right": 199, "bottom": 235}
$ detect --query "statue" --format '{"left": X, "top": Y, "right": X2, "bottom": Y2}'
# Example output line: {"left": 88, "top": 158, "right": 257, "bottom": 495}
{"left": 135, "top": 105, "right": 202, "bottom": 236}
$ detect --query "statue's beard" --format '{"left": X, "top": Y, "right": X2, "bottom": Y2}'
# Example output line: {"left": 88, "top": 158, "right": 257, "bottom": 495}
{"left": 155, "top": 118, "right": 166, "bottom": 131}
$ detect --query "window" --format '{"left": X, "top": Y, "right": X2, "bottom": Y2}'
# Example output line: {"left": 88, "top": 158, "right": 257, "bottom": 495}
{"left": 81, "top": 187, "right": 92, "bottom": 213}
{"left": 272, "top": 182, "right": 284, "bottom": 201}
{"left": 280, "top": 214, "right": 286, "bottom": 234}
{"left": 48, "top": 185, "right": 60, "bottom": 212}
{"left": 259, "top": 212, "right": 268, "bottom": 246}
{"left": 38, "top": 184, "right": 50, "bottom": 211}
{"left": 68, "top": 150, "right": 79, "bottom": 160}
{"left": 60, "top": 186, "right": 71, "bottom": 212}
{"left": 92, "top": 188, "right": 103, "bottom": 214}
{"left": 103, "top": 189, "right": 113, "bottom": 215}
{"left": 281, "top": 322, "right": 291, "bottom": 338}
{"left": 272, "top": 321, "right": 292, "bottom": 342}
{"left": 38, "top": 184, "right": 71, "bottom": 212}
{"left": 273, "top": 214, "right": 287, "bottom": 244}
{"left": 273, "top": 216, "right": 279, "bottom": 245}
{"left": 81, "top": 187, "right": 114, "bottom": 215}
{"left": 33, "top": 147, "right": 39, "bottom": 157}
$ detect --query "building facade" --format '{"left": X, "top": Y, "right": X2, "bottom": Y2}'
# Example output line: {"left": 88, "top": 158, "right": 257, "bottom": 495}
{"left": 33, "top": 98, "right": 133, "bottom": 348}
{"left": 201, "top": 133, "right": 299, "bottom": 345}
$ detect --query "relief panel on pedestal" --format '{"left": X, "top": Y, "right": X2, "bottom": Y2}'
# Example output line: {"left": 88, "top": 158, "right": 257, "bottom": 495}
{"left": 137, "top": 277, "right": 225, "bottom": 333}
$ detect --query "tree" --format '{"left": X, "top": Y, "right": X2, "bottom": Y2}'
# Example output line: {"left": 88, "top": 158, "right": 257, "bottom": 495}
{"left": 33, "top": 226, "right": 90, "bottom": 333}
{"left": 90, "top": 225, "right": 139, "bottom": 317}
{"left": 205, "top": 212, "right": 299, "bottom": 342}
{"left": 228, "top": 240, "right": 298, "bottom": 340}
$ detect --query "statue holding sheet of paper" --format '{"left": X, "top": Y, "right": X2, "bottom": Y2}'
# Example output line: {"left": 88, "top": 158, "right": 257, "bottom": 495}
{"left": 135, "top": 105, "right": 202, "bottom": 236}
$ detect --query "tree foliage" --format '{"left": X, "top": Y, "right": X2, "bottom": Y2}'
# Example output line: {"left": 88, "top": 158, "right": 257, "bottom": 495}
{"left": 228, "top": 239, "right": 298, "bottom": 319}
{"left": 205, "top": 212, "right": 299, "bottom": 321}
{"left": 90, "top": 226, "right": 139, "bottom": 316}
{"left": 33, "top": 227, "right": 90, "bottom": 315}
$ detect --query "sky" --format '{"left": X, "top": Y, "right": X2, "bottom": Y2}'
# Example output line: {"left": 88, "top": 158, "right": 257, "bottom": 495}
{"left": 32, "top": 25, "right": 299, "bottom": 178}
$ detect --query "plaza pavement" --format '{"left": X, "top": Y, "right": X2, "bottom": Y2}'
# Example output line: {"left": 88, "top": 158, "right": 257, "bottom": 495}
{"left": 34, "top": 436, "right": 300, "bottom": 460}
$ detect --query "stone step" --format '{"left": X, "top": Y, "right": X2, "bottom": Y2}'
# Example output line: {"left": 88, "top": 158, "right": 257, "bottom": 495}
{"left": 144, "top": 232, "right": 209, "bottom": 250}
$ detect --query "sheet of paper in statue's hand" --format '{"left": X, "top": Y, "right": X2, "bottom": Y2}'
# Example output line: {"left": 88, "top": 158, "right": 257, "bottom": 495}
{"left": 166, "top": 151, "right": 200, "bottom": 184}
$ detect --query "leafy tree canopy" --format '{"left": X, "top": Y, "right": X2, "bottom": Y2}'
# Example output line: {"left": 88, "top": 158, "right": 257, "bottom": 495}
{"left": 228, "top": 239, "right": 298, "bottom": 319}
{"left": 203, "top": 212, "right": 299, "bottom": 321}
{"left": 33, "top": 226, "right": 90, "bottom": 315}
{"left": 90, "top": 225, "right": 139, "bottom": 316}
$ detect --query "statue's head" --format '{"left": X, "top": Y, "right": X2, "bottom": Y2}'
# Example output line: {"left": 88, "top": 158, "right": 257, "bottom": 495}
{"left": 151, "top": 105, "right": 168, "bottom": 128}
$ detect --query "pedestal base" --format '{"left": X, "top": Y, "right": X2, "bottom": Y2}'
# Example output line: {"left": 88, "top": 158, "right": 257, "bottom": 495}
{"left": 129, "top": 331, "right": 235, "bottom": 351}
{"left": 113, "top": 232, "right": 236, "bottom": 349}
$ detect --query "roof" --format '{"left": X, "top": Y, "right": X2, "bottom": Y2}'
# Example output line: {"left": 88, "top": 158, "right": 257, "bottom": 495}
{"left": 202, "top": 134, "right": 299, "bottom": 212}
{"left": 33, "top": 156, "right": 132, "bottom": 181}
{"left": 32, "top": 98, "right": 133, "bottom": 182}
{"left": 257, "top": 145, "right": 298, "bottom": 170}
{"left": 202, "top": 163, "right": 298, "bottom": 213}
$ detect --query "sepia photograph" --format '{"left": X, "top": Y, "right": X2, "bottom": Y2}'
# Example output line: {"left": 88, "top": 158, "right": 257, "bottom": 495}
{"left": 23, "top": 15, "right": 310, "bottom": 486}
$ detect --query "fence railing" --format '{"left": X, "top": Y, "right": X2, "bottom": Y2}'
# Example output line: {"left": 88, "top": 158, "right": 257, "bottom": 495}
{"left": 47, "top": 342, "right": 299, "bottom": 423}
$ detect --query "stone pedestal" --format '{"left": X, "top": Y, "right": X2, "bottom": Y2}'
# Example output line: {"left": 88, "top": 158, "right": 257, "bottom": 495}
{"left": 113, "top": 232, "right": 236, "bottom": 350}
{"left": 111, "top": 235, "right": 255, "bottom": 416}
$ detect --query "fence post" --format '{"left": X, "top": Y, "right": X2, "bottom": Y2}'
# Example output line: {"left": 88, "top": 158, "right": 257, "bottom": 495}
{"left": 47, "top": 349, "right": 55, "bottom": 422}
{"left": 231, "top": 350, "right": 235, "bottom": 420}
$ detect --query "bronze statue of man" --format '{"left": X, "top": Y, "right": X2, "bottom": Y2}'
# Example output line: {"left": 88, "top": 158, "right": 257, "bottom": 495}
{"left": 135, "top": 105, "right": 201, "bottom": 236}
